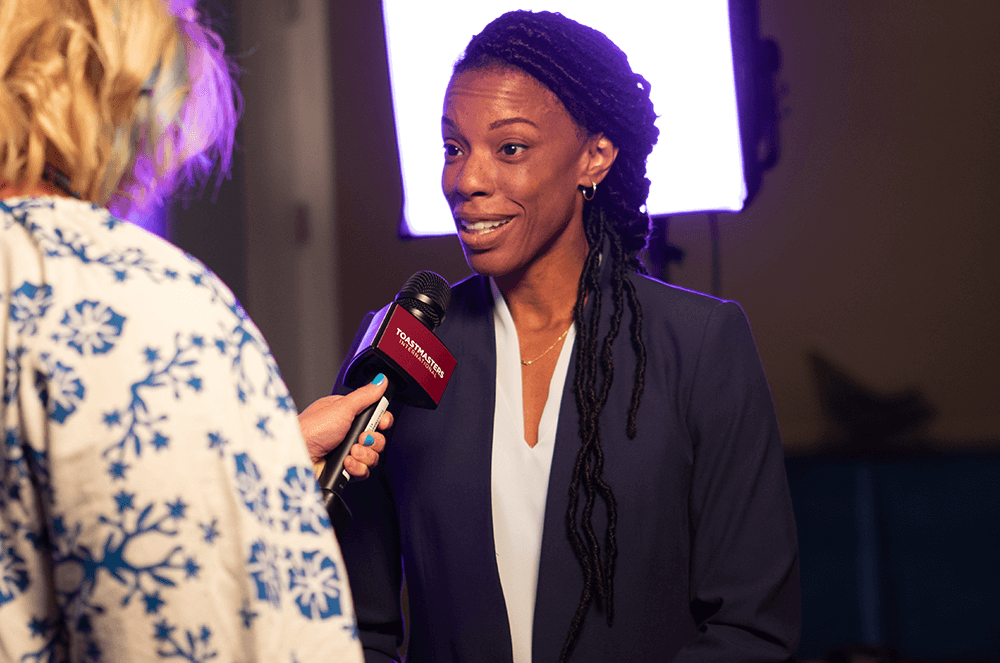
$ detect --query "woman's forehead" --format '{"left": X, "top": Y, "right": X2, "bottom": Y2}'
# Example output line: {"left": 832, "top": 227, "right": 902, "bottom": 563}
{"left": 444, "top": 68, "right": 569, "bottom": 124}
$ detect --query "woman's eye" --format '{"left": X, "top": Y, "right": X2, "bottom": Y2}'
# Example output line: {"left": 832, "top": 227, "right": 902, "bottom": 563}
{"left": 501, "top": 143, "right": 527, "bottom": 157}
{"left": 444, "top": 143, "right": 462, "bottom": 158}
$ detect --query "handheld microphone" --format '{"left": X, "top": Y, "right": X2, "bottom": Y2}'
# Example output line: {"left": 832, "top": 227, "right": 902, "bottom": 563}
{"left": 318, "top": 271, "right": 456, "bottom": 514}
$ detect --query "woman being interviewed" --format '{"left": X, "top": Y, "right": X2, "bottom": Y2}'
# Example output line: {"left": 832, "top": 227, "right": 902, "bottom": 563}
{"left": 335, "top": 9, "right": 799, "bottom": 663}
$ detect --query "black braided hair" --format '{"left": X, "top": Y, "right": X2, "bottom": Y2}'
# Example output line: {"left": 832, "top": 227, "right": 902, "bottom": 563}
{"left": 454, "top": 11, "right": 659, "bottom": 661}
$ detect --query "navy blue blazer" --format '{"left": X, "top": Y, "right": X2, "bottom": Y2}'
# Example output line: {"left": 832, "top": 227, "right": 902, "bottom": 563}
{"left": 336, "top": 270, "right": 800, "bottom": 662}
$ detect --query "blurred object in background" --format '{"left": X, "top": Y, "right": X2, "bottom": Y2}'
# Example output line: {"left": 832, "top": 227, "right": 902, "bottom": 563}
{"left": 809, "top": 350, "right": 934, "bottom": 455}
{"left": 787, "top": 451, "right": 1000, "bottom": 661}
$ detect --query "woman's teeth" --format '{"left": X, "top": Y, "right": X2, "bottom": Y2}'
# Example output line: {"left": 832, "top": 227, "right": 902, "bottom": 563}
{"left": 463, "top": 218, "right": 510, "bottom": 235}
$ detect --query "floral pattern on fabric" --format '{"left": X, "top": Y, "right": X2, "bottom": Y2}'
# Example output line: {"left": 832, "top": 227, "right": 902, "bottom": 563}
{"left": 1, "top": 197, "right": 361, "bottom": 662}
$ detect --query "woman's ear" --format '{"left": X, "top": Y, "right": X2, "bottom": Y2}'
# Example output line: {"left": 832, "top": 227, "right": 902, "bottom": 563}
{"left": 579, "top": 134, "right": 619, "bottom": 188}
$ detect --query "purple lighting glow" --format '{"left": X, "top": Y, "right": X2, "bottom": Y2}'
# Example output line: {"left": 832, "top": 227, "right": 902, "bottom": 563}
{"left": 382, "top": 0, "right": 747, "bottom": 237}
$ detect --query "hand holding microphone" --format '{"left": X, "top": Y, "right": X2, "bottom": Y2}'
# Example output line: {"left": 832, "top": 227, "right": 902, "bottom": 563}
{"left": 298, "top": 375, "right": 394, "bottom": 480}
{"left": 315, "top": 271, "right": 456, "bottom": 515}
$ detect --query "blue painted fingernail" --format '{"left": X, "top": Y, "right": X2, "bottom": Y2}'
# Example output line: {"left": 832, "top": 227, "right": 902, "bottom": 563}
{"left": 371, "top": 373, "right": 386, "bottom": 386}
{"left": 363, "top": 434, "right": 375, "bottom": 447}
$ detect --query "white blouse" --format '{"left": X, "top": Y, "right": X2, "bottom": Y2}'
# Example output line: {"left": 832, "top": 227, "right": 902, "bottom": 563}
{"left": 489, "top": 278, "right": 576, "bottom": 663}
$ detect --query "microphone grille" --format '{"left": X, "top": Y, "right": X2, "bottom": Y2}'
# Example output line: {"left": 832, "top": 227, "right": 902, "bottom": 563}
{"left": 396, "top": 271, "right": 451, "bottom": 330}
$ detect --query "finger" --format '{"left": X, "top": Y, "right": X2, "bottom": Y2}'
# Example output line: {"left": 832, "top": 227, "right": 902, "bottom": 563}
{"left": 349, "top": 442, "right": 381, "bottom": 468}
{"left": 342, "top": 432, "right": 384, "bottom": 479}
{"left": 377, "top": 410, "right": 394, "bottom": 431}
{"left": 359, "top": 431, "right": 385, "bottom": 455}
{"left": 357, "top": 431, "right": 386, "bottom": 454}
{"left": 339, "top": 373, "right": 390, "bottom": 417}
{"left": 343, "top": 456, "right": 370, "bottom": 480}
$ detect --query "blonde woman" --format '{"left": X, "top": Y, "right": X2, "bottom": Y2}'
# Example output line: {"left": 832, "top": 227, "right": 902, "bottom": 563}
{"left": 0, "top": 1, "right": 385, "bottom": 660}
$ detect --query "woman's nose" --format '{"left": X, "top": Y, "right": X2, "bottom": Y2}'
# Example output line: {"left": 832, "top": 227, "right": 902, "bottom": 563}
{"left": 449, "top": 151, "right": 493, "bottom": 200}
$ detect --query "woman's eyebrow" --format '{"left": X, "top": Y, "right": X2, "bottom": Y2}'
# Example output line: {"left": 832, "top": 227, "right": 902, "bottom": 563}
{"left": 489, "top": 117, "right": 538, "bottom": 130}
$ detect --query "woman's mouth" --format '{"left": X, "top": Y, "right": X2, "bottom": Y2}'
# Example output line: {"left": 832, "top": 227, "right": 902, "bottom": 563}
{"left": 458, "top": 216, "right": 512, "bottom": 236}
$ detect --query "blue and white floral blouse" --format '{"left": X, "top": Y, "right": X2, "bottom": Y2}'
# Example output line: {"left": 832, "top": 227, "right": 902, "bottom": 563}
{"left": 0, "top": 197, "right": 362, "bottom": 663}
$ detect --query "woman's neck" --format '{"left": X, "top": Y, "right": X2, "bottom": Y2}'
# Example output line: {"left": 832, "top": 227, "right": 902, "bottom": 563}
{"left": 495, "top": 247, "right": 585, "bottom": 333}
{"left": 0, "top": 180, "right": 72, "bottom": 199}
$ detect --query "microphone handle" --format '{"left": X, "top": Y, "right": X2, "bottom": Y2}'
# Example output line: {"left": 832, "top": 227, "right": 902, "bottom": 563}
{"left": 319, "top": 379, "right": 395, "bottom": 512}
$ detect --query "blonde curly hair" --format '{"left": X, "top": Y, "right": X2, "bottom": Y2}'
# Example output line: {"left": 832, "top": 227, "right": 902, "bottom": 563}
{"left": 0, "top": 0, "right": 240, "bottom": 216}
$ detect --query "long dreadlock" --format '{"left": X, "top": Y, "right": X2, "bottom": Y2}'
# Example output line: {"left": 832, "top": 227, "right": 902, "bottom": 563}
{"left": 454, "top": 11, "right": 660, "bottom": 661}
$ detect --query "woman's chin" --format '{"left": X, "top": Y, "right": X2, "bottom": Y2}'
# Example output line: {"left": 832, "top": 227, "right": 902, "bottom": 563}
{"left": 461, "top": 247, "right": 516, "bottom": 279}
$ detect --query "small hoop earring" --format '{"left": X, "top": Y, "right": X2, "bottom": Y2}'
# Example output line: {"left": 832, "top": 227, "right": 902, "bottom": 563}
{"left": 580, "top": 181, "right": 597, "bottom": 201}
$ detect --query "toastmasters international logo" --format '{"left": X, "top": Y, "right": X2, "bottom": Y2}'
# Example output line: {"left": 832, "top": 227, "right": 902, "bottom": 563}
{"left": 395, "top": 327, "right": 445, "bottom": 379}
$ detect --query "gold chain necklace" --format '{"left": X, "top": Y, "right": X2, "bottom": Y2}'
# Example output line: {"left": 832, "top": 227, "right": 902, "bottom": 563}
{"left": 520, "top": 325, "right": 572, "bottom": 366}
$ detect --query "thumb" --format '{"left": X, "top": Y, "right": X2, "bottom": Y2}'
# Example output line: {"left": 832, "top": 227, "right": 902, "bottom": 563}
{"left": 339, "top": 372, "right": 389, "bottom": 416}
